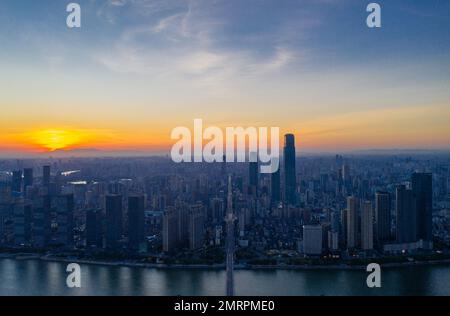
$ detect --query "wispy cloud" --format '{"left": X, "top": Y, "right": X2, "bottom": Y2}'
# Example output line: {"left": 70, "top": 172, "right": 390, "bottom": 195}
{"left": 93, "top": 0, "right": 309, "bottom": 92}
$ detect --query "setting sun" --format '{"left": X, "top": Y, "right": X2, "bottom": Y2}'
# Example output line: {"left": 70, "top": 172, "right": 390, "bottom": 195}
{"left": 29, "top": 129, "right": 83, "bottom": 151}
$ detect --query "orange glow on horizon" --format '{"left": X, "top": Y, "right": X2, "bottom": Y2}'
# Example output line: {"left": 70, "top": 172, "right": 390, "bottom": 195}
{"left": 0, "top": 102, "right": 449, "bottom": 156}
{"left": 28, "top": 129, "right": 85, "bottom": 151}
{"left": 3, "top": 127, "right": 173, "bottom": 153}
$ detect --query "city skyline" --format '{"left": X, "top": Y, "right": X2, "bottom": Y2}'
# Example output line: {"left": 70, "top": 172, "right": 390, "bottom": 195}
{"left": 1, "top": 0, "right": 450, "bottom": 156}
{"left": 0, "top": 140, "right": 449, "bottom": 296}
{"left": 0, "top": 154, "right": 446, "bottom": 273}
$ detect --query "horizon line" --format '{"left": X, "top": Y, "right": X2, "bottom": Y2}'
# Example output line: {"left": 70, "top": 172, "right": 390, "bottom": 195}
{"left": 1, "top": 147, "right": 450, "bottom": 160}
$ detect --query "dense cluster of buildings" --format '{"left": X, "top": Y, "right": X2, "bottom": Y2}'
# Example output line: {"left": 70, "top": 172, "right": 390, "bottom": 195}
{"left": 300, "top": 173, "right": 433, "bottom": 256}
{"left": 0, "top": 137, "right": 449, "bottom": 264}
{"left": 0, "top": 164, "right": 149, "bottom": 252}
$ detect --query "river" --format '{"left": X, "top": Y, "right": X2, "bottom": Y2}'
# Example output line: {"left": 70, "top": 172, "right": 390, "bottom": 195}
{"left": 0, "top": 259, "right": 449, "bottom": 296}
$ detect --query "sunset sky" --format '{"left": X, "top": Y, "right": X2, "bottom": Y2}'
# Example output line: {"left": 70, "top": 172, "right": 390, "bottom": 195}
{"left": 0, "top": 0, "right": 449, "bottom": 156}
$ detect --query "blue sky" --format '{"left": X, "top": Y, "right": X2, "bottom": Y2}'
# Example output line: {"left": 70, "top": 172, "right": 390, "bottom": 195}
{"left": 2, "top": 0, "right": 448, "bottom": 67}
{"left": 0, "top": 0, "right": 449, "bottom": 154}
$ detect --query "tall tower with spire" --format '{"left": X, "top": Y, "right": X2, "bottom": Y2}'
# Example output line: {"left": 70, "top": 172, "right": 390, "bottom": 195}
{"left": 284, "top": 134, "right": 296, "bottom": 205}
{"left": 225, "top": 175, "right": 236, "bottom": 296}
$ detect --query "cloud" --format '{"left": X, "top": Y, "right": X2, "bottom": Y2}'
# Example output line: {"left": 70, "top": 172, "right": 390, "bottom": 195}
{"left": 92, "top": 0, "right": 309, "bottom": 92}
{"left": 179, "top": 51, "right": 226, "bottom": 74}
{"left": 98, "top": 0, "right": 190, "bottom": 23}
{"left": 109, "top": 0, "right": 127, "bottom": 6}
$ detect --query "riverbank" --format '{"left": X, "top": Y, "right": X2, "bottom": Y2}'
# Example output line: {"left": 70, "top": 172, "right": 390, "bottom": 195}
{"left": 2, "top": 252, "right": 450, "bottom": 271}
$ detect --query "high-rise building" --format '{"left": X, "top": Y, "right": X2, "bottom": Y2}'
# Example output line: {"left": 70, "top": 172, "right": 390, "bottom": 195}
{"left": 361, "top": 201, "right": 374, "bottom": 250}
{"left": 271, "top": 168, "right": 281, "bottom": 205}
{"left": 330, "top": 210, "right": 340, "bottom": 232}
{"left": 23, "top": 168, "right": 33, "bottom": 194}
{"left": 396, "top": 185, "right": 416, "bottom": 243}
{"left": 342, "top": 164, "right": 352, "bottom": 194}
{"left": 447, "top": 173, "right": 450, "bottom": 196}
{"left": 24, "top": 203, "right": 32, "bottom": 244}
{"left": 249, "top": 152, "right": 258, "bottom": 196}
{"left": 0, "top": 209, "right": 6, "bottom": 244}
{"left": 340, "top": 208, "right": 348, "bottom": 248}
{"left": 43, "top": 165, "right": 50, "bottom": 187}
{"left": 163, "top": 206, "right": 178, "bottom": 252}
{"left": 412, "top": 173, "right": 432, "bottom": 242}
{"left": 225, "top": 175, "right": 236, "bottom": 296}
{"left": 12, "top": 170, "right": 22, "bottom": 193}
{"left": 86, "top": 209, "right": 103, "bottom": 248}
{"left": 284, "top": 134, "right": 296, "bottom": 205}
{"left": 13, "top": 202, "right": 32, "bottom": 246}
{"left": 55, "top": 194, "right": 74, "bottom": 247}
{"left": 342, "top": 165, "right": 350, "bottom": 181}
{"left": 328, "top": 230, "right": 339, "bottom": 251}
{"left": 321, "top": 222, "right": 331, "bottom": 250}
{"left": 238, "top": 209, "right": 246, "bottom": 235}
{"left": 177, "top": 205, "right": 190, "bottom": 248}
{"left": 375, "top": 191, "right": 391, "bottom": 245}
{"left": 346, "top": 196, "right": 359, "bottom": 249}
{"left": 210, "top": 197, "right": 224, "bottom": 224}
{"left": 189, "top": 204, "right": 205, "bottom": 250}
{"left": 302, "top": 225, "right": 322, "bottom": 255}
{"left": 221, "top": 155, "right": 227, "bottom": 178}
{"left": 32, "top": 195, "right": 52, "bottom": 248}
{"left": 105, "top": 194, "right": 123, "bottom": 249}
{"left": 128, "top": 195, "right": 145, "bottom": 251}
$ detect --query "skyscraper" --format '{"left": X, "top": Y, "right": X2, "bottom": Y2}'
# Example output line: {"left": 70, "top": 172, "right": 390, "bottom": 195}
{"left": 210, "top": 197, "right": 225, "bottom": 224}
{"left": 55, "top": 194, "right": 74, "bottom": 247}
{"left": 302, "top": 225, "right": 323, "bottom": 255}
{"left": 163, "top": 206, "right": 178, "bottom": 252}
{"left": 346, "top": 196, "right": 359, "bottom": 249}
{"left": 361, "top": 201, "right": 374, "bottom": 250}
{"left": 328, "top": 230, "right": 339, "bottom": 251}
{"left": 12, "top": 170, "right": 22, "bottom": 193}
{"left": 340, "top": 208, "right": 348, "bottom": 248}
{"left": 128, "top": 195, "right": 145, "bottom": 251}
{"left": 24, "top": 203, "right": 32, "bottom": 244}
{"left": 225, "top": 176, "right": 236, "bottom": 296}
{"left": 221, "top": 155, "right": 227, "bottom": 178}
{"left": 177, "top": 204, "right": 190, "bottom": 248}
{"left": 412, "top": 173, "right": 432, "bottom": 242}
{"left": 342, "top": 164, "right": 352, "bottom": 194}
{"left": 284, "top": 134, "right": 296, "bottom": 205}
{"left": 188, "top": 204, "right": 205, "bottom": 250}
{"left": 13, "top": 202, "right": 32, "bottom": 246}
{"left": 375, "top": 191, "right": 391, "bottom": 245}
{"left": 342, "top": 165, "right": 350, "bottom": 181}
{"left": 32, "top": 195, "right": 52, "bottom": 248}
{"left": 86, "top": 209, "right": 103, "bottom": 248}
{"left": 43, "top": 165, "right": 50, "bottom": 187}
{"left": 271, "top": 168, "right": 281, "bottom": 205}
{"left": 249, "top": 152, "right": 258, "bottom": 196}
{"left": 105, "top": 194, "right": 123, "bottom": 249}
{"left": 23, "top": 168, "right": 33, "bottom": 194}
{"left": 396, "top": 185, "right": 416, "bottom": 243}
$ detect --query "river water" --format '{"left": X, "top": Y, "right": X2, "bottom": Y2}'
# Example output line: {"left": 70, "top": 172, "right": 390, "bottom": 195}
{"left": 0, "top": 259, "right": 449, "bottom": 296}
